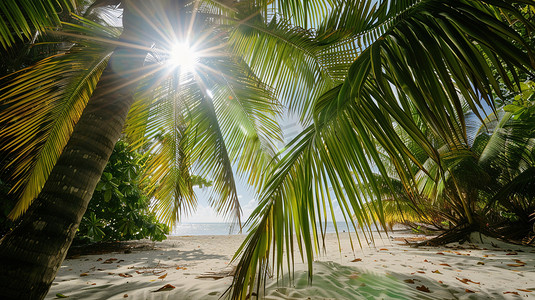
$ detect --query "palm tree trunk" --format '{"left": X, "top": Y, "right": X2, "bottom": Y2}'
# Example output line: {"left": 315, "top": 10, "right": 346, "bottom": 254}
{"left": 0, "top": 1, "right": 150, "bottom": 298}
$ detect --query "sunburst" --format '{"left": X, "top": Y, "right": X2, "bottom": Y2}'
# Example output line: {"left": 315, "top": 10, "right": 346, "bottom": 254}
{"left": 168, "top": 41, "right": 199, "bottom": 72}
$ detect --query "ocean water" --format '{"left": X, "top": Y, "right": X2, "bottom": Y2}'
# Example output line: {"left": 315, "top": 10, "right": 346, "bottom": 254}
{"left": 170, "top": 221, "right": 375, "bottom": 236}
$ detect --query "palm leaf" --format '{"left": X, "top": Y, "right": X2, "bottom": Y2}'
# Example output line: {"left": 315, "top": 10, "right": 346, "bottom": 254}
{"left": 229, "top": 11, "right": 358, "bottom": 123}
{"left": 229, "top": 1, "right": 535, "bottom": 298}
{"left": 0, "top": 0, "right": 74, "bottom": 49}
{"left": 0, "top": 16, "right": 118, "bottom": 219}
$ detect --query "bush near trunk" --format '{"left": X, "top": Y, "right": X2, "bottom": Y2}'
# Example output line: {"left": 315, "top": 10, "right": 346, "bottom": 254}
{"left": 74, "top": 140, "right": 169, "bottom": 244}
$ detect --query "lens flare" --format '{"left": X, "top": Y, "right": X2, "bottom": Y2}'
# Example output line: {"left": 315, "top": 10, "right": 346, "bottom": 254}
{"left": 169, "top": 42, "right": 198, "bottom": 72}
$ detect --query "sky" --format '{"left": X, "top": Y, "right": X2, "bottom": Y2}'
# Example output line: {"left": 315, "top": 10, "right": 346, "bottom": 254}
{"left": 181, "top": 114, "right": 350, "bottom": 224}
{"left": 178, "top": 113, "right": 347, "bottom": 225}
{"left": 180, "top": 113, "right": 301, "bottom": 223}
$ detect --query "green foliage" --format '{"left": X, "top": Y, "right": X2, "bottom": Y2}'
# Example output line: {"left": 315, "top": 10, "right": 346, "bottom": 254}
{"left": 228, "top": 1, "right": 535, "bottom": 299}
{"left": 74, "top": 141, "right": 169, "bottom": 243}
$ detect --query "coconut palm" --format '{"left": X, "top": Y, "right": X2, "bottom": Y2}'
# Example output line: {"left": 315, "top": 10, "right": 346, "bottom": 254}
{"left": 362, "top": 93, "right": 535, "bottom": 243}
{"left": 0, "top": 0, "right": 355, "bottom": 298}
{"left": 0, "top": 0, "right": 534, "bottom": 299}
{"left": 0, "top": 2, "right": 155, "bottom": 297}
{"left": 227, "top": 1, "right": 535, "bottom": 299}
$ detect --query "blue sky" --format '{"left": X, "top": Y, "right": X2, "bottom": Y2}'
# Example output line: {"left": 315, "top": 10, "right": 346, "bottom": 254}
{"left": 179, "top": 113, "right": 348, "bottom": 224}
{"left": 180, "top": 113, "right": 301, "bottom": 223}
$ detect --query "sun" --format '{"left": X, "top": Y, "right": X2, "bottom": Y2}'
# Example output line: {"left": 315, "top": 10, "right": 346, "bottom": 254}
{"left": 168, "top": 42, "right": 199, "bottom": 72}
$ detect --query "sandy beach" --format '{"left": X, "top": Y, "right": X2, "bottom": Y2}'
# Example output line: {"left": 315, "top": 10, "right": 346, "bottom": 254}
{"left": 46, "top": 231, "right": 535, "bottom": 299}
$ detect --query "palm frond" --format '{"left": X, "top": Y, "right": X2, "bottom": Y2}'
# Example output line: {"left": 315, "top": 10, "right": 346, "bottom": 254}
{"left": 201, "top": 56, "right": 283, "bottom": 188}
{"left": 0, "top": 0, "right": 74, "bottom": 49}
{"left": 132, "top": 72, "right": 198, "bottom": 226}
{"left": 229, "top": 13, "right": 358, "bottom": 123}
{"left": 187, "top": 82, "right": 243, "bottom": 226}
{"left": 230, "top": 1, "right": 535, "bottom": 298}
{"left": 0, "top": 17, "right": 118, "bottom": 219}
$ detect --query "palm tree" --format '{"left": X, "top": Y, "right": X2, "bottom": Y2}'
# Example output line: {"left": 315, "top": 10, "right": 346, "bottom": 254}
{"left": 361, "top": 92, "right": 535, "bottom": 243}
{"left": 0, "top": 0, "right": 534, "bottom": 299}
{"left": 0, "top": 1, "right": 155, "bottom": 298}
{"left": 0, "top": 0, "right": 350, "bottom": 298}
{"left": 227, "top": 1, "right": 535, "bottom": 299}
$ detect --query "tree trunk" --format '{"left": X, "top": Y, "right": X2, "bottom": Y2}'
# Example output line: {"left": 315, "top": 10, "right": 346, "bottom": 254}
{"left": 0, "top": 1, "right": 151, "bottom": 298}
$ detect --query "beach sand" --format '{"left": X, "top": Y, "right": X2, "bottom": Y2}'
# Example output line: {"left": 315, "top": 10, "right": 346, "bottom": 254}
{"left": 46, "top": 231, "right": 535, "bottom": 299}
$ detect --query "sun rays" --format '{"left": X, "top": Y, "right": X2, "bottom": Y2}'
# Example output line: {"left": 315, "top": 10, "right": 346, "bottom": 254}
{"left": 50, "top": 1, "right": 228, "bottom": 98}
{"left": 168, "top": 41, "right": 199, "bottom": 71}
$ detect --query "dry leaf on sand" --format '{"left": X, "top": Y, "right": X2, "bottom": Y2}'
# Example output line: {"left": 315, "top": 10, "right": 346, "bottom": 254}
{"left": 416, "top": 285, "right": 430, "bottom": 293}
{"left": 152, "top": 284, "right": 176, "bottom": 292}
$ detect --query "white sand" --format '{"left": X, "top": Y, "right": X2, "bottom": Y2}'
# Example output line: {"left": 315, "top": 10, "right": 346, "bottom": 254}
{"left": 46, "top": 232, "right": 535, "bottom": 299}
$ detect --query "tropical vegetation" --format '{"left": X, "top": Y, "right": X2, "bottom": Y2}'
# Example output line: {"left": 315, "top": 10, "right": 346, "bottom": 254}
{"left": 0, "top": 0, "right": 534, "bottom": 300}
{"left": 74, "top": 141, "right": 169, "bottom": 244}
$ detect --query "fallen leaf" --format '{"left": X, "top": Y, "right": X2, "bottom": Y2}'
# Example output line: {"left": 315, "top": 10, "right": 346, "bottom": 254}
{"left": 90, "top": 283, "right": 96, "bottom": 286}
{"left": 349, "top": 273, "right": 359, "bottom": 279}
{"left": 102, "top": 258, "right": 117, "bottom": 264}
{"left": 504, "top": 291, "right": 519, "bottom": 295}
{"left": 432, "top": 270, "right": 441, "bottom": 274}
{"left": 423, "top": 259, "right": 429, "bottom": 262}
{"left": 483, "top": 255, "right": 489, "bottom": 257}
{"left": 79, "top": 273, "right": 89, "bottom": 277}
{"left": 158, "top": 273, "right": 168, "bottom": 280}
{"left": 456, "top": 278, "right": 480, "bottom": 285}
{"left": 117, "top": 260, "right": 125, "bottom": 263}
{"left": 416, "top": 285, "right": 431, "bottom": 293}
{"left": 507, "top": 264, "right": 525, "bottom": 267}
{"left": 465, "top": 289, "right": 476, "bottom": 293}
{"left": 379, "top": 248, "right": 388, "bottom": 251}
{"left": 123, "top": 294, "right": 128, "bottom": 298}
{"left": 152, "top": 284, "right": 176, "bottom": 292}
{"left": 404, "top": 279, "right": 415, "bottom": 284}
{"left": 351, "top": 258, "right": 362, "bottom": 262}
{"left": 477, "top": 262, "right": 485, "bottom": 265}
{"left": 514, "top": 259, "right": 526, "bottom": 264}
{"left": 506, "top": 252, "right": 518, "bottom": 255}
{"left": 96, "top": 258, "right": 102, "bottom": 261}
{"left": 107, "top": 272, "right": 115, "bottom": 275}
{"left": 55, "top": 293, "right": 69, "bottom": 298}
{"left": 518, "top": 289, "right": 533, "bottom": 293}
{"left": 176, "top": 266, "right": 187, "bottom": 270}
{"left": 438, "top": 280, "right": 443, "bottom": 284}
{"left": 118, "top": 273, "right": 133, "bottom": 278}
{"left": 416, "top": 271, "right": 425, "bottom": 274}
{"left": 439, "top": 263, "right": 451, "bottom": 267}
{"left": 135, "top": 271, "right": 143, "bottom": 274}
{"left": 436, "top": 252, "right": 445, "bottom": 255}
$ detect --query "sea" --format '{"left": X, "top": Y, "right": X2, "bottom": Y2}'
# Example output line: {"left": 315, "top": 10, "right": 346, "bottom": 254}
{"left": 170, "top": 221, "right": 376, "bottom": 236}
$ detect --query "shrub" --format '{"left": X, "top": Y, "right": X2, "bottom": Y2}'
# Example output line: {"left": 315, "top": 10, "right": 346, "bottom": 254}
{"left": 74, "top": 141, "right": 169, "bottom": 244}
